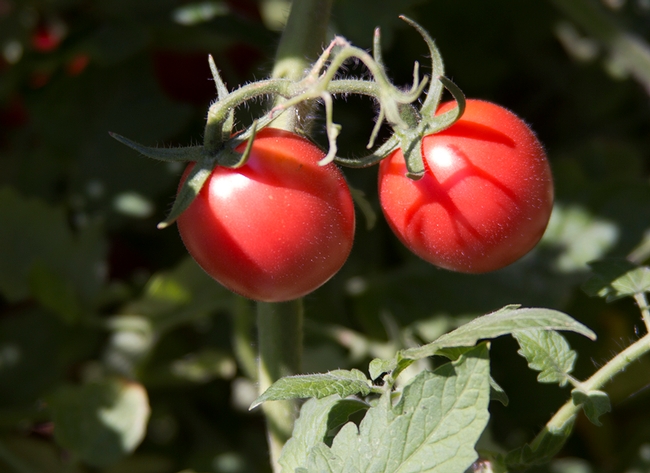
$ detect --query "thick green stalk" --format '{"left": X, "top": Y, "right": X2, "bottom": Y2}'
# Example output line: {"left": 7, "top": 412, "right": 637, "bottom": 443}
{"left": 257, "top": 300, "right": 304, "bottom": 472}
{"left": 253, "top": 2, "right": 333, "bottom": 470}
{"left": 269, "top": 0, "right": 334, "bottom": 132}
{"left": 232, "top": 296, "right": 258, "bottom": 381}
{"left": 271, "top": 0, "right": 333, "bottom": 81}
{"left": 254, "top": 2, "right": 333, "bottom": 471}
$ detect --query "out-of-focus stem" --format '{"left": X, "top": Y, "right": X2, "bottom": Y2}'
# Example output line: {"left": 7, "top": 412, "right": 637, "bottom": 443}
{"left": 257, "top": 300, "right": 303, "bottom": 472}
{"left": 269, "top": 0, "right": 333, "bottom": 132}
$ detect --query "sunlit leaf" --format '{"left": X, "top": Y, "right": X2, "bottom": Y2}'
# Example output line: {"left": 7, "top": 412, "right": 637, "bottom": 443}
{"left": 51, "top": 378, "right": 151, "bottom": 468}
{"left": 304, "top": 343, "right": 491, "bottom": 473}
{"left": 513, "top": 330, "right": 577, "bottom": 385}
{"left": 583, "top": 259, "right": 650, "bottom": 301}
{"left": 251, "top": 370, "right": 376, "bottom": 409}
{"left": 402, "top": 306, "right": 596, "bottom": 361}
{"left": 571, "top": 389, "right": 611, "bottom": 426}
{"left": 279, "top": 396, "right": 369, "bottom": 473}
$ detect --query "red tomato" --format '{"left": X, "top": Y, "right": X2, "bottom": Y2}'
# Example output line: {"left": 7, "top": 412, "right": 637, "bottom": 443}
{"left": 378, "top": 99, "right": 553, "bottom": 273}
{"left": 177, "top": 127, "right": 355, "bottom": 302}
{"left": 32, "top": 23, "right": 64, "bottom": 52}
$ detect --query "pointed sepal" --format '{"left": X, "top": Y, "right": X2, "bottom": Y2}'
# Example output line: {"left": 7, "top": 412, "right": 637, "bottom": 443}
{"left": 400, "top": 16, "right": 445, "bottom": 113}
{"left": 429, "top": 76, "right": 466, "bottom": 130}
{"left": 109, "top": 132, "right": 204, "bottom": 162}
{"left": 157, "top": 159, "right": 215, "bottom": 229}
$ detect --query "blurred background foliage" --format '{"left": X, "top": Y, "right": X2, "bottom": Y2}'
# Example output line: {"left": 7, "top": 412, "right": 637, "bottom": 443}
{"left": 1, "top": 0, "right": 650, "bottom": 472}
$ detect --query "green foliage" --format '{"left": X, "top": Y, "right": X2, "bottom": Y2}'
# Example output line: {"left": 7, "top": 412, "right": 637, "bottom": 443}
{"left": 254, "top": 306, "right": 598, "bottom": 473}
{"left": 570, "top": 389, "right": 611, "bottom": 427}
{"left": 284, "top": 344, "right": 491, "bottom": 473}
{"left": 583, "top": 259, "right": 650, "bottom": 301}
{"left": 50, "top": 378, "right": 151, "bottom": 468}
{"left": 0, "top": 187, "right": 106, "bottom": 308}
{"left": 2, "top": 0, "right": 650, "bottom": 472}
{"left": 513, "top": 330, "right": 577, "bottom": 386}
{"left": 251, "top": 370, "right": 378, "bottom": 409}
{"left": 278, "top": 396, "right": 369, "bottom": 473}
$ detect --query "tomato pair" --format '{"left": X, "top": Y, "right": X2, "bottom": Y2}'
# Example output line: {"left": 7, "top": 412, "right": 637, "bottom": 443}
{"left": 178, "top": 100, "right": 553, "bottom": 301}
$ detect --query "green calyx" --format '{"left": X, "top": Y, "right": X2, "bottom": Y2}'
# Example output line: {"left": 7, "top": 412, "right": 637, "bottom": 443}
{"left": 110, "top": 16, "right": 467, "bottom": 228}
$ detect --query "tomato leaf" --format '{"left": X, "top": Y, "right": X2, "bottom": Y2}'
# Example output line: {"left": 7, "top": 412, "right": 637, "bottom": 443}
{"left": 0, "top": 188, "right": 106, "bottom": 308}
{"left": 28, "top": 262, "right": 83, "bottom": 324}
{"left": 303, "top": 343, "right": 491, "bottom": 473}
{"left": 512, "top": 329, "right": 577, "bottom": 386}
{"left": 490, "top": 377, "right": 510, "bottom": 407}
{"left": 50, "top": 378, "right": 150, "bottom": 468}
{"left": 278, "top": 396, "right": 369, "bottom": 473}
{"left": 583, "top": 259, "right": 650, "bottom": 301}
{"left": 435, "top": 346, "right": 509, "bottom": 406}
{"left": 401, "top": 306, "right": 596, "bottom": 362}
{"left": 121, "top": 256, "right": 233, "bottom": 333}
{"left": 251, "top": 369, "right": 377, "bottom": 409}
{"left": 368, "top": 357, "right": 397, "bottom": 382}
{"left": 571, "top": 389, "right": 611, "bottom": 426}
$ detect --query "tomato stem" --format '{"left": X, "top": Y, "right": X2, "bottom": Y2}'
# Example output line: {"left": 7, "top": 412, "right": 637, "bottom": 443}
{"left": 634, "top": 292, "right": 650, "bottom": 333}
{"left": 257, "top": 299, "right": 304, "bottom": 472}
{"left": 254, "top": 2, "right": 332, "bottom": 470}
{"left": 232, "top": 296, "right": 258, "bottom": 381}
{"left": 268, "top": 0, "right": 333, "bottom": 133}
{"left": 527, "top": 331, "right": 650, "bottom": 454}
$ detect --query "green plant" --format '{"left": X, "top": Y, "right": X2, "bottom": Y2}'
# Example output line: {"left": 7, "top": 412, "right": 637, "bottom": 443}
{"left": 1, "top": 1, "right": 649, "bottom": 473}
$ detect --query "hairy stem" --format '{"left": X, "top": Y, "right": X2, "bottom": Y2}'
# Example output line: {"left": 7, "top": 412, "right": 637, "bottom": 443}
{"left": 529, "top": 331, "right": 650, "bottom": 451}
{"left": 634, "top": 292, "right": 650, "bottom": 334}
{"left": 257, "top": 300, "right": 304, "bottom": 472}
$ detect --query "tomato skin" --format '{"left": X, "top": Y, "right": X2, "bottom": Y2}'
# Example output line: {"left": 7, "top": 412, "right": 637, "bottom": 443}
{"left": 378, "top": 99, "right": 553, "bottom": 273}
{"left": 177, "top": 128, "right": 355, "bottom": 302}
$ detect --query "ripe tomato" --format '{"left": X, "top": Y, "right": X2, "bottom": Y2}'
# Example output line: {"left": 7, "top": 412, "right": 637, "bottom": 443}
{"left": 31, "top": 22, "right": 64, "bottom": 52}
{"left": 177, "top": 127, "right": 355, "bottom": 302}
{"left": 378, "top": 99, "right": 553, "bottom": 273}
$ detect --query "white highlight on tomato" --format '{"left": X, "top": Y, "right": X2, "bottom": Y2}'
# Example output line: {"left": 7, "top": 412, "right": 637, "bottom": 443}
{"left": 428, "top": 146, "right": 456, "bottom": 169}
{"left": 212, "top": 173, "right": 250, "bottom": 199}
